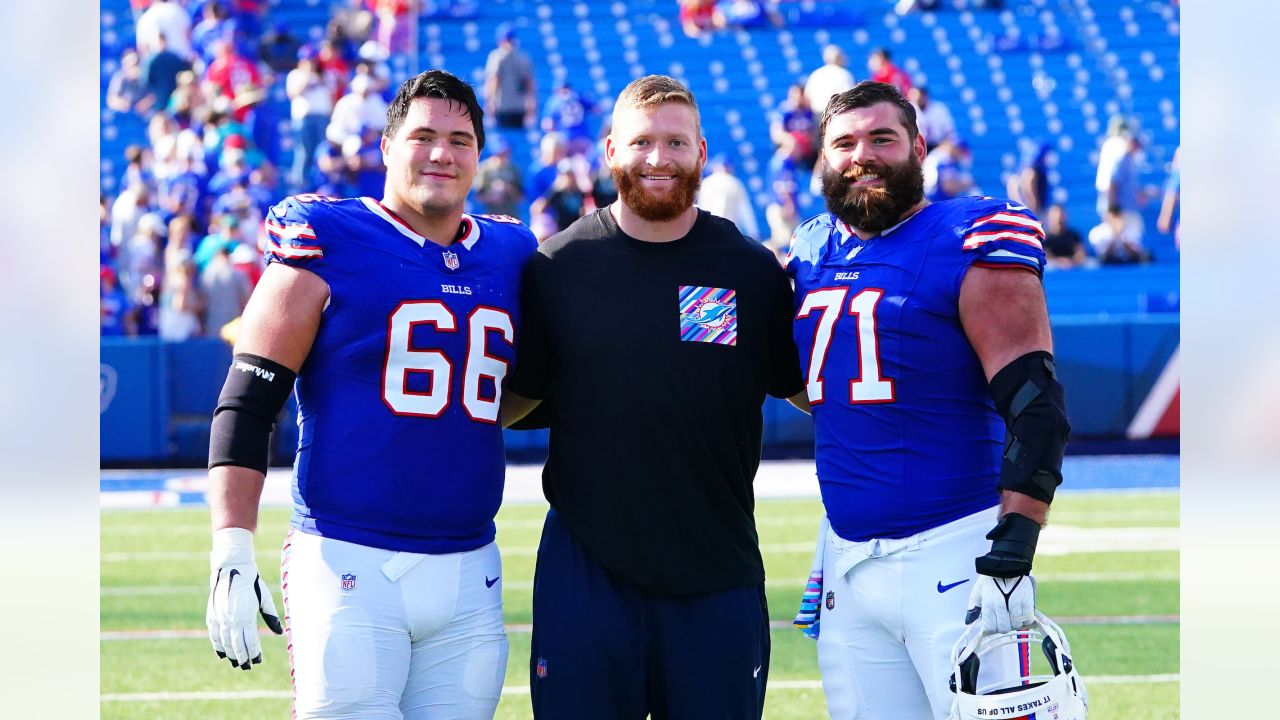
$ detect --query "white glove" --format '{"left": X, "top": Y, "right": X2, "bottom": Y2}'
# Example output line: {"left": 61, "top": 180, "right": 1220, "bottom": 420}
{"left": 206, "top": 528, "right": 283, "bottom": 670}
{"left": 965, "top": 574, "right": 1036, "bottom": 634}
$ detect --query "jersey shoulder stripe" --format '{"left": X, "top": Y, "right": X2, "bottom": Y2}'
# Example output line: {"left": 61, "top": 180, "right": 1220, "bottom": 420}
{"left": 951, "top": 197, "right": 1046, "bottom": 273}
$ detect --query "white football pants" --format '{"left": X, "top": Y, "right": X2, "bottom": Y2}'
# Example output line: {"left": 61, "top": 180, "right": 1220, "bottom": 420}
{"left": 281, "top": 529, "right": 508, "bottom": 720}
{"left": 815, "top": 505, "right": 1020, "bottom": 720}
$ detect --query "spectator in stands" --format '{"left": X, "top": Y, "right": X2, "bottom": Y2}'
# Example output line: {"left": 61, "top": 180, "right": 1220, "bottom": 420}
{"left": 312, "top": 139, "right": 355, "bottom": 197}
{"left": 101, "top": 194, "right": 115, "bottom": 264}
{"left": 316, "top": 38, "right": 353, "bottom": 99}
{"left": 484, "top": 23, "right": 536, "bottom": 130}
{"left": 121, "top": 144, "right": 156, "bottom": 195}
{"left": 343, "top": 124, "right": 387, "bottom": 198}
{"left": 541, "top": 81, "right": 598, "bottom": 157}
{"left": 158, "top": 153, "right": 205, "bottom": 222}
{"left": 531, "top": 158, "right": 593, "bottom": 240}
{"left": 200, "top": 243, "right": 252, "bottom": 336}
{"left": 203, "top": 38, "right": 264, "bottom": 124}
{"left": 528, "top": 131, "right": 569, "bottom": 206}
{"left": 136, "top": 0, "right": 195, "bottom": 62}
{"left": 207, "top": 135, "right": 255, "bottom": 197}
{"left": 1156, "top": 146, "right": 1180, "bottom": 246}
{"left": 286, "top": 50, "right": 337, "bottom": 191}
{"left": 192, "top": 1, "right": 233, "bottom": 65}
{"left": 765, "top": 132, "right": 805, "bottom": 258}
{"left": 475, "top": 136, "right": 525, "bottom": 218}
{"left": 770, "top": 82, "right": 818, "bottom": 170}
{"left": 142, "top": 33, "right": 192, "bottom": 112}
{"left": 131, "top": 274, "right": 162, "bottom": 336}
{"left": 721, "top": 0, "right": 782, "bottom": 29}
{"left": 1089, "top": 203, "right": 1150, "bottom": 265}
{"left": 923, "top": 137, "right": 976, "bottom": 201}
{"left": 165, "top": 215, "right": 199, "bottom": 268}
{"left": 1043, "top": 204, "right": 1090, "bottom": 270}
{"left": 804, "top": 45, "right": 855, "bottom": 115}
{"left": 159, "top": 258, "right": 204, "bottom": 341}
{"left": 867, "top": 47, "right": 912, "bottom": 95}
{"left": 1094, "top": 115, "right": 1145, "bottom": 237}
{"left": 698, "top": 155, "right": 760, "bottom": 240}
{"left": 678, "top": 0, "right": 726, "bottom": 37}
{"left": 193, "top": 213, "right": 241, "bottom": 274}
{"left": 1007, "top": 139, "right": 1053, "bottom": 216}
{"left": 110, "top": 179, "right": 154, "bottom": 258}
{"left": 167, "top": 69, "right": 209, "bottom": 129}
{"left": 330, "top": 0, "right": 376, "bottom": 51}
{"left": 356, "top": 41, "right": 394, "bottom": 98}
{"left": 371, "top": 0, "right": 414, "bottom": 55}
{"left": 907, "top": 85, "right": 954, "bottom": 151}
{"left": 101, "top": 265, "right": 133, "bottom": 337}
{"left": 258, "top": 21, "right": 302, "bottom": 74}
{"left": 121, "top": 212, "right": 168, "bottom": 303}
{"left": 107, "top": 49, "right": 155, "bottom": 116}
{"left": 326, "top": 73, "right": 387, "bottom": 145}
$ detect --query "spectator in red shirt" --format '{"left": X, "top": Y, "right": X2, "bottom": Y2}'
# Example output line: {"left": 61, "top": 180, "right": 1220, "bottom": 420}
{"left": 867, "top": 48, "right": 912, "bottom": 95}
{"left": 203, "top": 38, "right": 263, "bottom": 122}
{"left": 679, "top": 0, "right": 725, "bottom": 38}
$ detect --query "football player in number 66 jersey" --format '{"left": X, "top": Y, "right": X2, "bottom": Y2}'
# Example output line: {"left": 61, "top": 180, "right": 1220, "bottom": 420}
{"left": 786, "top": 82, "right": 1071, "bottom": 719}
{"left": 203, "top": 70, "right": 536, "bottom": 720}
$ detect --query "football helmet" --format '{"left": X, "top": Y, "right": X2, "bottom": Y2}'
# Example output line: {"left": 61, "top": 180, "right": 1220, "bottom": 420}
{"left": 948, "top": 611, "right": 1087, "bottom": 720}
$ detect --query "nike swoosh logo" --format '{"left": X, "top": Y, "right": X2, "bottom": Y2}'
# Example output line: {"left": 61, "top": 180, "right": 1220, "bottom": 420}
{"left": 937, "top": 579, "right": 970, "bottom": 593}
{"left": 1006, "top": 202, "right": 1028, "bottom": 212}
{"left": 485, "top": 576, "right": 500, "bottom": 588}
{"left": 753, "top": 665, "right": 762, "bottom": 678}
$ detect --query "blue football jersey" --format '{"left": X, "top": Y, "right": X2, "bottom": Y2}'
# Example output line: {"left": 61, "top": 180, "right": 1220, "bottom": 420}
{"left": 787, "top": 197, "right": 1047, "bottom": 541}
{"left": 264, "top": 195, "right": 537, "bottom": 553}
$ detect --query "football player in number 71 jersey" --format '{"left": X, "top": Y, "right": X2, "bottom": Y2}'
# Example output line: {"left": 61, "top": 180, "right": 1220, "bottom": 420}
{"left": 203, "top": 70, "right": 536, "bottom": 719}
{"left": 786, "top": 82, "right": 1071, "bottom": 719}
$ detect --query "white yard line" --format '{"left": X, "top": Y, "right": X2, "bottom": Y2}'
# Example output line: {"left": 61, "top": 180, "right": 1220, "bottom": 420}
{"left": 101, "top": 673, "right": 1181, "bottom": 702}
{"left": 101, "top": 614, "right": 1179, "bottom": 642}
{"left": 102, "top": 569, "right": 1180, "bottom": 598}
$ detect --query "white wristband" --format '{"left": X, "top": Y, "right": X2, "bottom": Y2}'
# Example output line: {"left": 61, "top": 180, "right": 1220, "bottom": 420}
{"left": 211, "top": 527, "right": 256, "bottom": 569}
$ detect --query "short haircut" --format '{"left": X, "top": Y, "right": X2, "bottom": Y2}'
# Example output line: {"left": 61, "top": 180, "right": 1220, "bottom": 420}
{"left": 383, "top": 69, "right": 485, "bottom": 150}
{"left": 613, "top": 75, "right": 702, "bottom": 138}
{"left": 819, "top": 81, "right": 919, "bottom": 145}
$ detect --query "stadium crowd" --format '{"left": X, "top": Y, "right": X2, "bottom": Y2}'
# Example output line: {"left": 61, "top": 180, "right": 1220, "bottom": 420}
{"left": 101, "top": 0, "right": 1174, "bottom": 338}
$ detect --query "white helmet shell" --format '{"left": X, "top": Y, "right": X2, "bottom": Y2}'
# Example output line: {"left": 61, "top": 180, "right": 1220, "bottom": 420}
{"left": 949, "top": 611, "right": 1088, "bottom": 720}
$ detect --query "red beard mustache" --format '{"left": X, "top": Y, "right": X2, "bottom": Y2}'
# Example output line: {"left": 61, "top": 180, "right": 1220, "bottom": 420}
{"left": 612, "top": 164, "right": 703, "bottom": 222}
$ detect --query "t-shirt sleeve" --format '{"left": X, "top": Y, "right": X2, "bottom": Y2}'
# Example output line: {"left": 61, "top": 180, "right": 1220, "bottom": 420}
{"left": 765, "top": 259, "right": 806, "bottom": 400}
{"left": 264, "top": 195, "right": 327, "bottom": 271}
{"left": 506, "top": 251, "right": 554, "bottom": 401}
{"left": 959, "top": 202, "right": 1047, "bottom": 275}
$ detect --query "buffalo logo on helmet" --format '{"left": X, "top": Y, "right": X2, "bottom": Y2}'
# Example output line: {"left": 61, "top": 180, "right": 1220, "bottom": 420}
{"left": 340, "top": 573, "right": 357, "bottom": 591}
{"left": 825, "top": 591, "right": 836, "bottom": 611}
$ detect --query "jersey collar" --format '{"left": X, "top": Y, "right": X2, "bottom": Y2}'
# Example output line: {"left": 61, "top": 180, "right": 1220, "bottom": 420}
{"left": 361, "top": 197, "right": 480, "bottom": 250}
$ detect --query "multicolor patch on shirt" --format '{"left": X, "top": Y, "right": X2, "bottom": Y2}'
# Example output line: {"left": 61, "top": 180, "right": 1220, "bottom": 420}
{"left": 679, "top": 285, "right": 737, "bottom": 346}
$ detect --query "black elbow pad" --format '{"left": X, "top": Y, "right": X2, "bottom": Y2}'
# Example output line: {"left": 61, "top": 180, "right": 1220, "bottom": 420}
{"left": 208, "top": 353, "right": 297, "bottom": 473}
{"left": 988, "top": 351, "right": 1070, "bottom": 504}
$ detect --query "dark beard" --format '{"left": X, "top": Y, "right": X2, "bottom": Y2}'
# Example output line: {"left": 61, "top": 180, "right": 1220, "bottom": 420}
{"left": 612, "top": 163, "right": 702, "bottom": 222}
{"left": 821, "top": 153, "right": 924, "bottom": 234}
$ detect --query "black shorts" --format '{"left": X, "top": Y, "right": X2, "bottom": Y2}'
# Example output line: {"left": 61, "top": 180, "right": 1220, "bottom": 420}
{"left": 529, "top": 509, "right": 770, "bottom": 719}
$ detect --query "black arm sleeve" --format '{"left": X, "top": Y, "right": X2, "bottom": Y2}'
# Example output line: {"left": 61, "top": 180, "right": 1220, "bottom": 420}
{"left": 208, "top": 353, "right": 297, "bottom": 473}
{"left": 988, "top": 350, "right": 1071, "bottom": 504}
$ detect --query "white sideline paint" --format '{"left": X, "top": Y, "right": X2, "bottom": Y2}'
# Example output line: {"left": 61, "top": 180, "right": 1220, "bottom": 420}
{"left": 101, "top": 674, "right": 1181, "bottom": 702}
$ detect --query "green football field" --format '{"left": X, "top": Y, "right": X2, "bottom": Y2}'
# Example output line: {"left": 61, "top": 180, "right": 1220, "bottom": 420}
{"left": 101, "top": 492, "right": 1179, "bottom": 719}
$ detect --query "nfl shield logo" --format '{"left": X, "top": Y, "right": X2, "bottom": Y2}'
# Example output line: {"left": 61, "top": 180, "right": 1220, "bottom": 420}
{"left": 536, "top": 657, "right": 547, "bottom": 679}
{"left": 825, "top": 591, "right": 836, "bottom": 611}
{"left": 340, "top": 573, "right": 357, "bottom": 591}
{"left": 442, "top": 250, "right": 460, "bottom": 270}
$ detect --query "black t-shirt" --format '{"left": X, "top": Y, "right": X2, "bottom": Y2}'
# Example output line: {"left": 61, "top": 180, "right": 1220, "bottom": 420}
{"left": 1043, "top": 228, "right": 1083, "bottom": 259}
{"left": 508, "top": 208, "right": 805, "bottom": 597}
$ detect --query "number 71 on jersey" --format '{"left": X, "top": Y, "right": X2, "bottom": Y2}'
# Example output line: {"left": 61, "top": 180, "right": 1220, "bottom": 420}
{"left": 796, "top": 288, "right": 896, "bottom": 405}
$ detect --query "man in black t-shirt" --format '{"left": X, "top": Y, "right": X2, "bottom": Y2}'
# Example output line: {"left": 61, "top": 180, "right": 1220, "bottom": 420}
{"left": 503, "top": 75, "right": 809, "bottom": 719}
